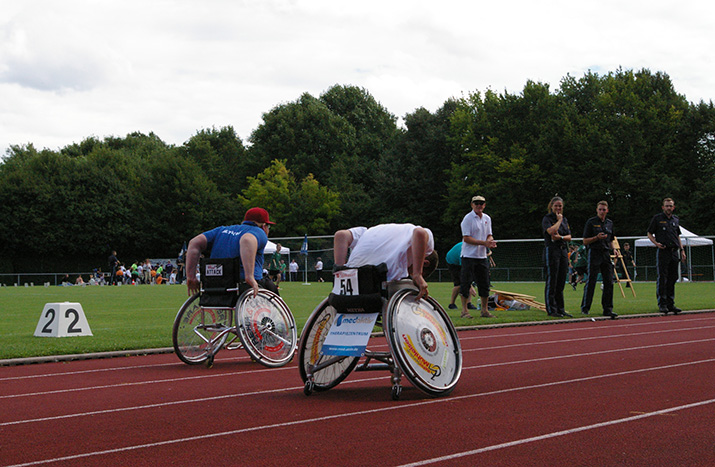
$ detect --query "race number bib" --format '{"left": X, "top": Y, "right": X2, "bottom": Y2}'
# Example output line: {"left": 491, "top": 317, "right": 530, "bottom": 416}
{"left": 332, "top": 269, "right": 359, "bottom": 296}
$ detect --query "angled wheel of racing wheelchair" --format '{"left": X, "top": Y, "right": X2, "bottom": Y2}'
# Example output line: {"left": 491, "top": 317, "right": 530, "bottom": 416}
{"left": 235, "top": 288, "right": 297, "bottom": 367}
{"left": 383, "top": 288, "right": 462, "bottom": 397}
{"left": 172, "top": 294, "right": 234, "bottom": 365}
{"left": 298, "top": 297, "right": 360, "bottom": 394}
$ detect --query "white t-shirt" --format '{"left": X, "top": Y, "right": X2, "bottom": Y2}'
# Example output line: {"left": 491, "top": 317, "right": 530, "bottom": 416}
{"left": 289, "top": 261, "right": 298, "bottom": 273}
{"left": 315, "top": 261, "right": 323, "bottom": 271}
{"left": 460, "top": 210, "right": 492, "bottom": 259}
{"left": 346, "top": 223, "right": 434, "bottom": 281}
{"left": 348, "top": 226, "right": 367, "bottom": 248}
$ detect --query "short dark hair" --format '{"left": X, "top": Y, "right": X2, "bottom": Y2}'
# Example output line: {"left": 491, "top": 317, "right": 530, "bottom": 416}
{"left": 423, "top": 250, "right": 439, "bottom": 278}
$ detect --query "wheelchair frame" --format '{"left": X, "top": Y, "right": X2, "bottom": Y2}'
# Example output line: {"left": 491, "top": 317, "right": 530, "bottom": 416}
{"left": 298, "top": 280, "right": 462, "bottom": 400}
{"left": 172, "top": 286, "right": 297, "bottom": 369}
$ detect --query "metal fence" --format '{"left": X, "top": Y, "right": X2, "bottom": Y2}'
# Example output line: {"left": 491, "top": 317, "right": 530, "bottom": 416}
{"left": 2, "top": 235, "right": 713, "bottom": 287}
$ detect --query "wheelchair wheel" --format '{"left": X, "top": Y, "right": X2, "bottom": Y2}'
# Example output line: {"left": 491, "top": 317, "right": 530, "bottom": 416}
{"left": 384, "top": 289, "right": 462, "bottom": 397}
{"left": 173, "top": 294, "right": 233, "bottom": 365}
{"left": 235, "top": 289, "right": 297, "bottom": 368}
{"left": 298, "top": 298, "right": 359, "bottom": 392}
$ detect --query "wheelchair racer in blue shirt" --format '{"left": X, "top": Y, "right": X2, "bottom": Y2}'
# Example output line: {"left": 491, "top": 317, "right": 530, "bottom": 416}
{"left": 185, "top": 207, "right": 276, "bottom": 298}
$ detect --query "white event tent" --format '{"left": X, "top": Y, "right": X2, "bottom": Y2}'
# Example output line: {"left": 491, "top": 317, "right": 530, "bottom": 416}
{"left": 263, "top": 241, "right": 290, "bottom": 255}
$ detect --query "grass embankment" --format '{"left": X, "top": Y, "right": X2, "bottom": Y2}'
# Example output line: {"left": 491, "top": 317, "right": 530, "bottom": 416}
{"left": 1, "top": 281, "right": 713, "bottom": 360}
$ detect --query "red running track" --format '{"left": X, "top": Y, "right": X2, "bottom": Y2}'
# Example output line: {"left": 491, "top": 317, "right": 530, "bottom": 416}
{"left": 2, "top": 312, "right": 715, "bottom": 466}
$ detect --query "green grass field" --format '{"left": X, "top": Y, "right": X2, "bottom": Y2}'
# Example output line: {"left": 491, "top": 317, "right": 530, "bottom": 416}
{"left": 1, "top": 281, "right": 713, "bottom": 360}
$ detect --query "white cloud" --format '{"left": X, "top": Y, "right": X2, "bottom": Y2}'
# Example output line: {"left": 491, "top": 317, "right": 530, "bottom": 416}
{"left": 1, "top": 0, "right": 715, "bottom": 155}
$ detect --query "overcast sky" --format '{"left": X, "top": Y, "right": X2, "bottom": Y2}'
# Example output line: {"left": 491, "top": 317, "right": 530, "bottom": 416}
{"left": 2, "top": 0, "right": 714, "bottom": 157}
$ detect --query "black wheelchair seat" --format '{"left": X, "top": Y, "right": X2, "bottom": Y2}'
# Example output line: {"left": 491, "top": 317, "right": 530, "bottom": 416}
{"left": 328, "top": 263, "right": 387, "bottom": 314}
{"left": 198, "top": 257, "right": 247, "bottom": 308}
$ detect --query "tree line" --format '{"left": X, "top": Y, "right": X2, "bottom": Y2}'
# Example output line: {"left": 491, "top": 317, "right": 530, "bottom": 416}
{"left": 1, "top": 68, "right": 714, "bottom": 273}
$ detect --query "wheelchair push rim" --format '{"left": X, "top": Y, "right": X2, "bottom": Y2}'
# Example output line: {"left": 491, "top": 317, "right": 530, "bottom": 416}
{"left": 172, "top": 294, "right": 233, "bottom": 365}
{"left": 298, "top": 298, "right": 359, "bottom": 392}
{"left": 384, "top": 288, "right": 462, "bottom": 396}
{"left": 235, "top": 288, "right": 297, "bottom": 367}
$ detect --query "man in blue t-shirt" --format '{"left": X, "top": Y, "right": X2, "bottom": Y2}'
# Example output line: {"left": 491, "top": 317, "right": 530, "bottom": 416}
{"left": 185, "top": 207, "right": 276, "bottom": 298}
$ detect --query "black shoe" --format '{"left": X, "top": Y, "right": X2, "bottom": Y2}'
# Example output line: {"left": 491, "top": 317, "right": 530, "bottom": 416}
{"left": 659, "top": 307, "right": 669, "bottom": 315}
{"left": 603, "top": 311, "right": 618, "bottom": 319}
{"left": 561, "top": 311, "right": 573, "bottom": 318}
{"left": 547, "top": 312, "right": 562, "bottom": 317}
{"left": 669, "top": 307, "right": 682, "bottom": 315}
{"left": 581, "top": 309, "right": 589, "bottom": 315}
{"left": 571, "top": 283, "right": 577, "bottom": 290}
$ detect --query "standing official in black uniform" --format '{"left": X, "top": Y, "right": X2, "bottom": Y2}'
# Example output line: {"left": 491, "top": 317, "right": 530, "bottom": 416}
{"left": 581, "top": 201, "right": 618, "bottom": 319}
{"left": 542, "top": 196, "right": 572, "bottom": 318}
{"left": 647, "top": 198, "right": 686, "bottom": 314}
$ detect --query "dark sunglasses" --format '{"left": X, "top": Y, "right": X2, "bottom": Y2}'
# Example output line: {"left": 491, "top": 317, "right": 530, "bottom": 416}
{"left": 473, "top": 201, "right": 485, "bottom": 205}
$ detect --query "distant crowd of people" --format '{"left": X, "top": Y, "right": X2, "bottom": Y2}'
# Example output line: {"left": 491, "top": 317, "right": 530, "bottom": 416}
{"left": 62, "top": 253, "right": 185, "bottom": 287}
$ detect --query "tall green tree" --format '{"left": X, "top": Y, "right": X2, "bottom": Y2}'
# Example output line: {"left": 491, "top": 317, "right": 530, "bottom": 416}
{"left": 181, "top": 126, "right": 248, "bottom": 197}
{"left": 238, "top": 160, "right": 340, "bottom": 236}
{"left": 446, "top": 69, "right": 715, "bottom": 238}
{"left": 247, "top": 93, "right": 356, "bottom": 182}
{"left": 374, "top": 100, "right": 460, "bottom": 253}
{"left": 246, "top": 85, "right": 400, "bottom": 228}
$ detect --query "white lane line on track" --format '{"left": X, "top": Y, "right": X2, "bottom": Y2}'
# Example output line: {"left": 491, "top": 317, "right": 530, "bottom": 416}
{"left": 0, "top": 356, "right": 251, "bottom": 382}
{"left": 396, "top": 397, "right": 715, "bottom": 467}
{"left": 0, "top": 374, "right": 384, "bottom": 427}
{"left": 4, "top": 316, "right": 712, "bottom": 382}
{"left": 463, "top": 337, "right": 715, "bottom": 370}
{"left": 0, "top": 354, "right": 251, "bottom": 381}
{"left": 3, "top": 314, "right": 711, "bottom": 382}
{"left": 4, "top": 357, "right": 715, "bottom": 467}
{"left": 0, "top": 364, "right": 298, "bottom": 399}
{"left": 3, "top": 336, "right": 715, "bottom": 400}
{"left": 464, "top": 324, "right": 715, "bottom": 352}
{"left": 4, "top": 341, "right": 715, "bottom": 428}
{"left": 458, "top": 314, "right": 715, "bottom": 342}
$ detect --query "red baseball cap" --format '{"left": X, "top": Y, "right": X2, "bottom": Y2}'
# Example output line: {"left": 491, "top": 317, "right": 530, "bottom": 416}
{"left": 244, "top": 207, "right": 275, "bottom": 224}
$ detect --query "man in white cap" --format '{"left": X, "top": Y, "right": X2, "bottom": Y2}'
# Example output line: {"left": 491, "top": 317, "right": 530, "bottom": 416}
{"left": 460, "top": 195, "right": 497, "bottom": 318}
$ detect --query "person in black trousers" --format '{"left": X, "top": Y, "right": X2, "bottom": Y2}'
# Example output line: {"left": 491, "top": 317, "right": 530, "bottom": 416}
{"left": 542, "top": 196, "right": 573, "bottom": 318}
{"left": 581, "top": 201, "right": 618, "bottom": 319}
{"left": 647, "top": 197, "right": 686, "bottom": 314}
{"left": 108, "top": 250, "right": 119, "bottom": 286}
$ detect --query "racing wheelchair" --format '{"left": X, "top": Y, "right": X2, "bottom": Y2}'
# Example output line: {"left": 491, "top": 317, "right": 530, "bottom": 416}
{"left": 172, "top": 258, "right": 297, "bottom": 368}
{"left": 298, "top": 264, "right": 462, "bottom": 400}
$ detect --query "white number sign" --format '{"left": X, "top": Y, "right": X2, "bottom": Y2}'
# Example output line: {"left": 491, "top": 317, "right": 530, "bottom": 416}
{"left": 34, "top": 302, "right": 93, "bottom": 337}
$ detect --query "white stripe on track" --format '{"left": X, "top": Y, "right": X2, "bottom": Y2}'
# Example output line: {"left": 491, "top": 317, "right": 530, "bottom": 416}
{"left": 0, "top": 356, "right": 250, "bottom": 382}
{"left": 397, "top": 397, "right": 715, "bottom": 467}
{"left": 0, "top": 364, "right": 297, "bottom": 399}
{"left": 3, "top": 336, "right": 714, "bottom": 400}
{"left": 4, "top": 344, "right": 715, "bottom": 429}
{"left": 4, "top": 357, "right": 715, "bottom": 467}
{"left": 463, "top": 324, "right": 715, "bottom": 352}
{"left": 3, "top": 315, "right": 711, "bottom": 382}
{"left": 0, "top": 375, "right": 385, "bottom": 427}
{"left": 458, "top": 314, "right": 715, "bottom": 342}
{"left": 463, "top": 337, "right": 715, "bottom": 370}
